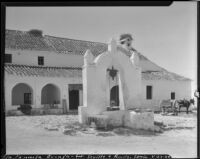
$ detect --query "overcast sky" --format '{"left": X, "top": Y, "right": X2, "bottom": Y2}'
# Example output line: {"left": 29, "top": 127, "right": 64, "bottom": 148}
{"left": 6, "top": 2, "right": 197, "bottom": 83}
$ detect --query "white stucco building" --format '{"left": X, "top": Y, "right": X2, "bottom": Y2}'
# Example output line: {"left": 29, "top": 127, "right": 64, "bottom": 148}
{"left": 4, "top": 29, "right": 192, "bottom": 115}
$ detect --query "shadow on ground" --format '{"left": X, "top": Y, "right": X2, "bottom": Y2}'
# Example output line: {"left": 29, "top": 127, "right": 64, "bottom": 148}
{"left": 39, "top": 113, "right": 196, "bottom": 137}
{"left": 45, "top": 121, "right": 159, "bottom": 137}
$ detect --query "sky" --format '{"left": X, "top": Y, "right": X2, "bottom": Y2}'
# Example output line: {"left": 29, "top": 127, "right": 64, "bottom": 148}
{"left": 5, "top": 2, "right": 197, "bottom": 84}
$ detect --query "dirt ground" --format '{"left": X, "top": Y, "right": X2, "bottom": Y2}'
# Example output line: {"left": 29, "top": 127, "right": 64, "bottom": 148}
{"left": 6, "top": 112, "right": 197, "bottom": 158}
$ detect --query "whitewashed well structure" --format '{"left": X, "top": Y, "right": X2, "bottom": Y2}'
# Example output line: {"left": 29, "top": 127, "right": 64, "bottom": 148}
{"left": 78, "top": 38, "right": 155, "bottom": 130}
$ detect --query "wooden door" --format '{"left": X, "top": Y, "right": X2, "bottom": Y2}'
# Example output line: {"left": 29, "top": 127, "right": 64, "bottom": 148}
{"left": 24, "top": 93, "right": 31, "bottom": 104}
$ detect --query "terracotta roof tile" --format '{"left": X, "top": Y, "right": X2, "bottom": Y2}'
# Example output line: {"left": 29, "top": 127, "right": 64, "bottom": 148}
{"left": 6, "top": 30, "right": 54, "bottom": 51}
{"left": 4, "top": 64, "right": 82, "bottom": 78}
{"left": 45, "top": 35, "right": 108, "bottom": 56}
{"left": 5, "top": 29, "right": 107, "bottom": 55}
{"left": 141, "top": 71, "right": 191, "bottom": 81}
{"left": 5, "top": 64, "right": 190, "bottom": 81}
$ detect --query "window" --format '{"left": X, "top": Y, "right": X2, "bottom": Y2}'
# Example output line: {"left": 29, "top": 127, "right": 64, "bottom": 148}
{"left": 5, "top": 54, "right": 12, "bottom": 63}
{"left": 38, "top": 56, "right": 44, "bottom": 65}
{"left": 171, "top": 92, "right": 175, "bottom": 100}
{"left": 146, "top": 85, "right": 152, "bottom": 100}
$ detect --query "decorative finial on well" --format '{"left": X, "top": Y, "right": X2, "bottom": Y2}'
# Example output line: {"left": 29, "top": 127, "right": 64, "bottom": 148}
{"left": 84, "top": 49, "right": 94, "bottom": 65}
{"left": 108, "top": 38, "right": 117, "bottom": 54}
{"left": 119, "top": 33, "right": 133, "bottom": 51}
{"left": 130, "top": 52, "right": 140, "bottom": 67}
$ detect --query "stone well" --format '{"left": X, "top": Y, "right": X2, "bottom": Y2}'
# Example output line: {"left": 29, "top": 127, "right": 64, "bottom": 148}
{"left": 79, "top": 38, "right": 155, "bottom": 131}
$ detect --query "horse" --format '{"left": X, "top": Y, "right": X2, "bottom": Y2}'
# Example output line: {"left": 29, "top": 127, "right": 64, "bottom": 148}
{"left": 176, "top": 98, "right": 195, "bottom": 114}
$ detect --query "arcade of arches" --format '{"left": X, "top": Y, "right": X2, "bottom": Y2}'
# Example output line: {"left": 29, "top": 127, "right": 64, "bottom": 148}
{"left": 11, "top": 83, "right": 83, "bottom": 111}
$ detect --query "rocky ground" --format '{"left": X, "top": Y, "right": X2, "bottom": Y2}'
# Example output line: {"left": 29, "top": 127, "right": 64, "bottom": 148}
{"left": 6, "top": 112, "right": 197, "bottom": 158}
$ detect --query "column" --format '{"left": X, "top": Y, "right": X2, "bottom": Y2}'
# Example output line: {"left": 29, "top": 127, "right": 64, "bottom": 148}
{"left": 66, "top": 84, "right": 69, "bottom": 112}
{"left": 79, "top": 89, "right": 83, "bottom": 106}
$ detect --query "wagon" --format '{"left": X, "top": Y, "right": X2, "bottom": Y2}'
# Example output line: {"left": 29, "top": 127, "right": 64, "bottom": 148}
{"left": 160, "top": 99, "right": 178, "bottom": 115}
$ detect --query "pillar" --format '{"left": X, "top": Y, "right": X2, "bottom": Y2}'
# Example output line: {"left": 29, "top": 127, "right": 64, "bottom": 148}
{"left": 79, "top": 89, "right": 83, "bottom": 106}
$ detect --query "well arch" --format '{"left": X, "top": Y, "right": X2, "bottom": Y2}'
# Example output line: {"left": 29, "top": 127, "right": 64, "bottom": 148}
{"left": 82, "top": 39, "right": 142, "bottom": 115}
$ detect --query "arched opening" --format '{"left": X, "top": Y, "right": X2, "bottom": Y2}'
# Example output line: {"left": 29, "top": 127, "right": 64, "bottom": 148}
{"left": 110, "top": 85, "right": 119, "bottom": 106}
{"left": 12, "top": 83, "right": 33, "bottom": 105}
{"left": 41, "top": 84, "right": 60, "bottom": 108}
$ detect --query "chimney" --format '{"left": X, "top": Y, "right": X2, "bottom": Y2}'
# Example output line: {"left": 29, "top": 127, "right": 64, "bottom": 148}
{"left": 28, "top": 29, "right": 43, "bottom": 37}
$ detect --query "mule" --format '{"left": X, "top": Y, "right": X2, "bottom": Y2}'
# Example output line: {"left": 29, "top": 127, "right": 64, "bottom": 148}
{"left": 176, "top": 98, "right": 195, "bottom": 114}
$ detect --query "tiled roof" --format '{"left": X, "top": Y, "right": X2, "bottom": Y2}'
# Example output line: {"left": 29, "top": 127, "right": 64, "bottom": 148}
{"left": 4, "top": 64, "right": 81, "bottom": 78}
{"left": 45, "top": 35, "right": 107, "bottom": 56}
{"left": 5, "top": 30, "right": 54, "bottom": 51}
{"left": 5, "top": 29, "right": 156, "bottom": 63}
{"left": 5, "top": 29, "right": 107, "bottom": 56}
{"left": 5, "top": 29, "right": 145, "bottom": 59}
{"left": 141, "top": 71, "right": 191, "bottom": 81}
{"left": 5, "top": 64, "right": 190, "bottom": 81}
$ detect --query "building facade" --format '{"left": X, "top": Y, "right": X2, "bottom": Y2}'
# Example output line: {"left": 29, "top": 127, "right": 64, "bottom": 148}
{"left": 4, "top": 29, "right": 192, "bottom": 114}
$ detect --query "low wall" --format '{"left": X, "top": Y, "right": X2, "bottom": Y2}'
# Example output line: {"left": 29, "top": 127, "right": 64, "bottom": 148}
{"left": 140, "top": 100, "right": 161, "bottom": 112}
{"left": 102, "top": 110, "right": 126, "bottom": 127}
{"left": 6, "top": 110, "right": 24, "bottom": 116}
{"left": 78, "top": 106, "right": 88, "bottom": 123}
{"left": 81, "top": 109, "right": 155, "bottom": 131}
{"left": 124, "top": 111, "right": 154, "bottom": 130}
{"left": 42, "top": 108, "right": 63, "bottom": 115}
{"left": 6, "top": 108, "right": 64, "bottom": 116}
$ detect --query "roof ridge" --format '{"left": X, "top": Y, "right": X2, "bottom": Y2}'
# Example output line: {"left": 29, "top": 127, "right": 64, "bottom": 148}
{"left": 45, "top": 35, "right": 107, "bottom": 45}
{"left": 6, "top": 29, "right": 28, "bottom": 34}
{"left": 4, "top": 63, "right": 82, "bottom": 69}
{"left": 164, "top": 70, "right": 192, "bottom": 81}
{"left": 6, "top": 29, "right": 107, "bottom": 45}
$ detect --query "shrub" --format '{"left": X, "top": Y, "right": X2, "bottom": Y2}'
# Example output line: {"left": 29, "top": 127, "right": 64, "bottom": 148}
{"left": 31, "top": 109, "right": 44, "bottom": 115}
{"left": 18, "top": 104, "right": 32, "bottom": 115}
